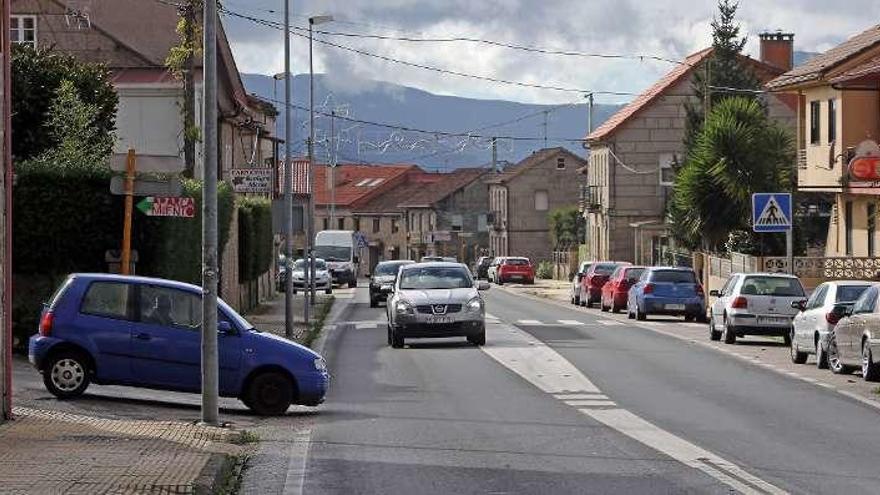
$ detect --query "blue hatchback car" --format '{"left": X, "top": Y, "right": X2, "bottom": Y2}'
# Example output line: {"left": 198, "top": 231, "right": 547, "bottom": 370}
{"left": 29, "top": 274, "right": 329, "bottom": 415}
{"left": 626, "top": 267, "right": 707, "bottom": 322}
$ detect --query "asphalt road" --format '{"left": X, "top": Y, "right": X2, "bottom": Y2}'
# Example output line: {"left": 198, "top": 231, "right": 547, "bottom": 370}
{"left": 304, "top": 285, "right": 880, "bottom": 495}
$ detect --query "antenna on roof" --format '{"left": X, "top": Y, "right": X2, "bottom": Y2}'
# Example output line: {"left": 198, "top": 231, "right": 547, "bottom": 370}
{"left": 65, "top": 0, "right": 93, "bottom": 30}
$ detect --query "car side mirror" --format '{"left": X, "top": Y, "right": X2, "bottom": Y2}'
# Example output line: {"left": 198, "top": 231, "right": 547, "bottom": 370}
{"left": 845, "top": 306, "right": 855, "bottom": 317}
{"left": 380, "top": 284, "right": 394, "bottom": 294}
{"left": 477, "top": 281, "right": 490, "bottom": 291}
{"left": 709, "top": 289, "right": 721, "bottom": 297}
{"left": 218, "top": 320, "right": 234, "bottom": 335}
{"left": 791, "top": 300, "right": 807, "bottom": 311}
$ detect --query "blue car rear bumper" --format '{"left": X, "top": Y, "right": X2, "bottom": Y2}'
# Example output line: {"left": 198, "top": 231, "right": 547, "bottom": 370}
{"left": 642, "top": 296, "right": 705, "bottom": 315}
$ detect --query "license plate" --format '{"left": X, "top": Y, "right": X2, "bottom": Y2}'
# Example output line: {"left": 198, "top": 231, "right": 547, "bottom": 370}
{"left": 426, "top": 316, "right": 453, "bottom": 325}
{"left": 665, "top": 304, "right": 685, "bottom": 310}
{"left": 510, "top": 274, "right": 523, "bottom": 279}
{"left": 759, "top": 316, "right": 789, "bottom": 324}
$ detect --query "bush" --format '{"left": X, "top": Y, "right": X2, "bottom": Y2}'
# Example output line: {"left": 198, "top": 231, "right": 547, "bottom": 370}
{"left": 237, "top": 196, "right": 272, "bottom": 282}
{"left": 536, "top": 261, "right": 554, "bottom": 279}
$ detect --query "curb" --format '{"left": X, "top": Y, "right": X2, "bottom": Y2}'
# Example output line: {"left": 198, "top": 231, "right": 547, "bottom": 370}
{"left": 310, "top": 288, "right": 358, "bottom": 357}
{"left": 193, "top": 452, "right": 236, "bottom": 495}
{"left": 493, "top": 284, "right": 880, "bottom": 413}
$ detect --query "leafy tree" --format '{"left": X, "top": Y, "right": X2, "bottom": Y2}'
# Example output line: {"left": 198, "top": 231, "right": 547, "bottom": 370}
{"left": 12, "top": 45, "right": 117, "bottom": 162}
{"left": 668, "top": 97, "right": 794, "bottom": 251}
{"left": 548, "top": 206, "right": 583, "bottom": 249}
{"left": 683, "top": 0, "right": 761, "bottom": 151}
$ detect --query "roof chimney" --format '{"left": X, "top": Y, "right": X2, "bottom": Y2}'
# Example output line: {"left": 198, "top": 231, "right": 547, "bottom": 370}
{"left": 759, "top": 31, "right": 794, "bottom": 71}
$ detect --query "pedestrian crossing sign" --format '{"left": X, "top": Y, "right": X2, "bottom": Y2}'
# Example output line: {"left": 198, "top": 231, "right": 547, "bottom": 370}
{"left": 752, "top": 193, "right": 792, "bottom": 233}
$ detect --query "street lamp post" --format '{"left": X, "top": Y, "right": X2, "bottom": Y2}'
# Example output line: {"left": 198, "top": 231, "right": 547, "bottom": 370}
{"left": 282, "top": 3, "right": 295, "bottom": 338}
{"left": 307, "top": 14, "right": 333, "bottom": 310}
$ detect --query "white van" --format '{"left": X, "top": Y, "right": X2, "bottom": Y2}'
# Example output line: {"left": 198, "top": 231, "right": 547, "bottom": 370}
{"left": 314, "top": 230, "right": 359, "bottom": 288}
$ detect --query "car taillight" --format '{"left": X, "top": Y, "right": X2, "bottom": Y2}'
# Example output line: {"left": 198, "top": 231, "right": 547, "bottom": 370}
{"left": 39, "top": 311, "right": 54, "bottom": 336}
{"left": 643, "top": 283, "right": 654, "bottom": 294}
{"left": 732, "top": 296, "right": 748, "bottom": 309}
{"left": 826, "top": 312, "right": 841, "bottom": 325}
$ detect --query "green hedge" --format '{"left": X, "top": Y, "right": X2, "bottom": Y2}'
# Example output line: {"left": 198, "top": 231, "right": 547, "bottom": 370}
{"left": 237, "top": 196, "right": 272, "bottom": 282}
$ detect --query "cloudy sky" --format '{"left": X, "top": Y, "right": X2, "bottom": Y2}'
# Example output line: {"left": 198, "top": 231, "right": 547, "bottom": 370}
{"left": 221, "top": 0, "right": 877, "bottom": 105}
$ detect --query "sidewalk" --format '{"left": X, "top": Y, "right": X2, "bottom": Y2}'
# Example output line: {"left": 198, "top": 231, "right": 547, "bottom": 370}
{"left": 245, "top": 292, "right": 334, "bottom": 344}
{"left": 0, "top": 406, "right": 249, "bottom": 494}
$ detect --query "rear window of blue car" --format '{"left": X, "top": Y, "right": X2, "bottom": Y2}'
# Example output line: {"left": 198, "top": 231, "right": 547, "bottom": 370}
{"left": 80, "top": 282, "right": 133, "bottom": 320}
{"left": 650, "top": 270, "right": 696, "bottom": 284}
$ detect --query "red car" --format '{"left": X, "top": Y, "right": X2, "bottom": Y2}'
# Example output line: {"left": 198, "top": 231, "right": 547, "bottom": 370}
{"left": 600, "top": 265, "right": 646, "bottom": 313}
{"left": 496, "top": 257, "right": 535, "bottom": 285}
{"left": 581, "top": 262, "right": 630, "bottom": 307}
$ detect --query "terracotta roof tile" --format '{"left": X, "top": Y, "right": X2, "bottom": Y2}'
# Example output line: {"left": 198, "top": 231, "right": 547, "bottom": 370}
{"left": 397, "top": 169, "right": 487, "bottom": 208}
{"left": 828, "top": 55, "right": 880, "bottom": 85}
{"left": 768, "top": 24, "right": 880, "bottom": 89}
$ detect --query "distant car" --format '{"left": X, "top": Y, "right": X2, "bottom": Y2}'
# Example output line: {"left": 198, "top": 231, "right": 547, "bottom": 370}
{"left": 486, "top": 257, "right": 506, "bottom": 283}
{"left": 385, "top": 262, "right": 490, "bottom": 348}
{"left": 421, "top": 256, "right": 444, "bottom": 262}
{"left": 581, "top": 262, "right": 629, "bottom": 307}
{"left": 473, "top": 256, "right": 494, "bottom": 280}
{"left": 369, "top": 260, "right": 415, "bottom": 307}
{"left": 826, "top": 285, "right": 880, "bottom": 380}
{"left": 627, "top": 267, "right": 706, "bottom": 322}
{"left": 28, "top": 274, "right": 329, "bottom": 416}
{"left": 286, "top": 258, "right": 333, "bottom": 295}
{"left": 708, "top": 272, "right": 805, "bottom": 344}
{"left": 790, "top": 281, "right": 873, "bottom": 367}
{"left": 494, "top": 257, "right": 535, "bottom": 285}
{"left": 570, "top": 261, "right": 592, "bottom": 306}
{"left": 600, "top": 265, "right": 646, "bottom": 313}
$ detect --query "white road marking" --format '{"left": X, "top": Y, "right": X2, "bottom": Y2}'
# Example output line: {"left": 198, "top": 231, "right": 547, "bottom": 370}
{"left": 516, "top": 319, "right": 544, "bottom": 326}
{"left": 482, "top": 320, "right": 786, "bottom": 495}
{"left": 554, "top": 393, "right": 608, "bottom": 400}
{"left": 598, "top": 320, "right": 624, "bottom": 326}
{"left": 564, "top": 399, "right": 616, "bottom": 407}
{"left": 282, "top": 429, "right": 312, "bottom": 495}
{"left": 557, "top": 320, "right": 584, "bottom": 326}
{"left": 485, "top": 313, "right": 501, "bottom": 320}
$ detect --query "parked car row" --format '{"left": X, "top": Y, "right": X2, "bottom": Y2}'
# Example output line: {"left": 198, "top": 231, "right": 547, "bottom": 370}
{"left": 473, "top": 256, "right": 536, "bottom": 285}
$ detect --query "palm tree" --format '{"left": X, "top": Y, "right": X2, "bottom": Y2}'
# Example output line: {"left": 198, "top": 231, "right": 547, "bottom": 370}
{"left": 669, "top": 97, "right": 793, "bottom": 251}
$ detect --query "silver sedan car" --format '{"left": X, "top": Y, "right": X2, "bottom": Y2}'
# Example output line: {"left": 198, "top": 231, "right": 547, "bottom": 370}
{"left": 385, "top": 262, "right": 490, "bottom": 348}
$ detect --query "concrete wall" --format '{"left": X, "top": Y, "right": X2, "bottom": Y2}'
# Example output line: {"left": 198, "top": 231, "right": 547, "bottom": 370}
{"left": 429, "top": 178, "right": 490, "bottom": 265}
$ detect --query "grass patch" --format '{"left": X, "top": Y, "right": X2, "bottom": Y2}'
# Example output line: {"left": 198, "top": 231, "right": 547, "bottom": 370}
{"left": 303, "top": 295, "right": 335, "bottom": 348}
{"left": 230, "top": 429, "right": 260, "bottom": 445}
{"left": 214, "top": 452, "right": 251, "bottom": 495}
{"left": 872, "top": 387, "right": 880, "bottom": 396}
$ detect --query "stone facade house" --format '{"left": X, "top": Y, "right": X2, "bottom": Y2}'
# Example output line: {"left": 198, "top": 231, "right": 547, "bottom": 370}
{"left": 585, "top": 33, "right": 798, "bottom": 264}
{"left": 487, "top": 148, "right": 587, "bottom": 263}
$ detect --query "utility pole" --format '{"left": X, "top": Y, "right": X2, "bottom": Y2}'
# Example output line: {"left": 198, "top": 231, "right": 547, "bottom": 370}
{"left": 200, "top": 0, "right": 219, "bottom": 426}
{"left": 542, "top": 110, "right": 549, "bottom": 148}
{"left": 491, "top": 137, "right": 498, "bottom": 173}
{"left": 182, "top": 1, "right": 197, "bottom": 178}
{"left": 330, "top": 110, "right": 336, "bottom": 224}
{"left": 1, "top": 0, "right": 12, "bottom": 421}
{"left": 587, "top": 92, "right": 594, "bottom": 135}
{"left": 283, "top": 1, "right": 295, "bottom": 338}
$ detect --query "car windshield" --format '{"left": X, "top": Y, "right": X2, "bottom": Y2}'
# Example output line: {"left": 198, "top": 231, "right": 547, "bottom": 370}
{"left": 741, "top": 276, "right": 805, "bottom": 297}
{"left": 399, "top": 267, "right": 473, "bottom": 290}
{"left": 314, "top": 245, "right": 350, "bottom": 262}
{"left": 837, "top": 285, "right": 871, "bottom": 303}
{"left": 594, "top": 264, "right": 617, "bottom": 275}
{"left": 294, "top": 259, "right": 327, "bottom": 270}
{"left": 505, "top": 258, "right": 529, "bottom": 266}
{"left": 375, "top": 262, "right": 409, "bottom": 276}
{"left": 651, "top": 270, "right": 696, "bottom": 283}
{"left": 220, "top": 299, "right": 254, "bottom": 331}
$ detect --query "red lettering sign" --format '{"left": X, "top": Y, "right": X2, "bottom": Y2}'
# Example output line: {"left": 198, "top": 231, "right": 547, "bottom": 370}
{"left": 151, "top": 197, "right": 195, "bottom": 218}
{"left": 849, "top": 156, "right": 880, "bottom": 182}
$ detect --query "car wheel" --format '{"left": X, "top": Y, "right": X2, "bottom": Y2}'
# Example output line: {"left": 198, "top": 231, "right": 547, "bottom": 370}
{"left": 783, "top": 332, "right": 792, "bottom": 347}
{"left": 468, "top": 328, "right": 486, "bottom": 346}
{"left": 348, "top": 280, "right": 357, "bottom": 288}
{"left": 325, "top": 288, "right": 333, "bottom": 295}
{"left": 828, "top": 332, "right": 849, "bottom": 375}
{"left": 391, "top": 327, "right": 405, "bottom": 349}
{"left": 722, "top": 317, "right": 736, "bottom": 344}
{"left": 370, "top": 297, "right": 377, "bottom": 308}
{"left": 709, "top": 315, "right": 721, "bottom": 341}
{"left": 497, "top": 277, "right": 504, "bottom": 286}
{"left": 292, "top": 289, "right": 297, "bottom": 295}
{"left": 790, "top": 327, "right": 808, "bottom": 364}
{"left": 863, "top": 341, "right": 880, "bottom": 382}
{"left": 627, "top": 304, "right": 634, "bottom": 319}
{"left": 600, "top": 298, "right": 609, "bottom": 312}
{"left": 245, "top": 372, "right": 293, "bottom": 416}
{"left": 684, "top": 315, "right": 695, "bottom": 323}
{"left": 611, "top": 303, "right": 620, "bottom": 314}
{"left": 816, "top": 337, "right": 829, "bottom": 370}
{"left": 43, "top": 351, "right": 91, "bottom": 399}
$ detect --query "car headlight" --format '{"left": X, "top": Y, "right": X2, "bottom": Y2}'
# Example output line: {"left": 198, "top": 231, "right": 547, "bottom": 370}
{"left": 395, "top": 300, "right": 415, "bottom": 315}
{"left": 466, "top": 297, "right": 484, "bottom": 313}
{"left": 314, "top": 357, "right": 327, "bottom": 371}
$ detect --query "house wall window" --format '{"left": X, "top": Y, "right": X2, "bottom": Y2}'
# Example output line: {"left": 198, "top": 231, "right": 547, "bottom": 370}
{"left": 372, "top": 217, "right": 380, "bottom": 233}
{"left": 353, "top": 218, "right": 361, "bottom": 232}
{"left": 535, "top": 190, "right": 549, "bottom": 211}
{"left": 828, "top": 99, "right": 837, "bottom": 144}
{"left": 810, "top": 101, "right": 820, "bottom": 145}
{"left": 337, "top": 218, "right": 345, "bottom": 230}
{"left": 556, "top": 157, "right": 566, "bottom": 170}
{"left": 11, "top": 15, "right": 37, "bottom": 48}
{"left": 451, "top": 214, "right": 463, "bottom": 231}
{"left": 659, "top": 153, "right": 675, "bottom": 186}
{"left": 392, "top": 218, "right": 399, "bottom": 234}
{"left": 869, "top": 203, "right": 876, "bottom": 257}
{"left": 322, "top": 217, "right": 329, "bottom": 230}
{"left": 845, "top": 200, "right": 854, "bottom": 256}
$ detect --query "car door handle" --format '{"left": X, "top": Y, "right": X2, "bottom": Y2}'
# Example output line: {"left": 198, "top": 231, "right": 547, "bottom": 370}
{"left": 135, "top": 333, "right": 152, "bottom": 341}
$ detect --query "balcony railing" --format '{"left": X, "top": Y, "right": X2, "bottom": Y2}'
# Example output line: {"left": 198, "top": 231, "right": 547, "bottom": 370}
{"left": 763, "top": 257, "right": 880, "bottom": 279}
{"left": 797, "top": 149, "right": 807, "bottom": 170}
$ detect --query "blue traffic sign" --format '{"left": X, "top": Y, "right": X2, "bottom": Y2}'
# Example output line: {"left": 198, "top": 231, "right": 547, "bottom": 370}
{"left": 752, "top": 193, "right": 792, "bottom": 233}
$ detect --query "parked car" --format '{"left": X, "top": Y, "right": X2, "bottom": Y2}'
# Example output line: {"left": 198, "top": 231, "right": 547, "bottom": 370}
{"left": 570, "top": 261, "right": 592, "bottom": 306}
{"left": 708, "top": 272, "right": 805, "bottom": 344}
{"left": 581, "top": 262, "right": 629, "bottom": 307}
{"left": 473, "top": 256, "right": 494, "bottom": 280}
{"left": 790, "top": 281, "right": 873, "bottom": 367}
{"left": 369, "top": 260, "right": 415, "bottom": 307}
{"left": 287, "top": 258, "right": 333, "bottom": 295}
{"left": 421, "top": 256, "right": 444, "bottom": 262}
{"left": 627, "top": 267, "right": 706, "bottom": 321}
{"left": 28, "top": 274, "right": 329, "bottom": 415}
{"left": 385, "top": 262, "right": 490, "bottom": 348}
{"left": 494, "top": 257, "right": 535, "bottom": 285}
{"left": 826, "top": 285, "right": 880, "bottom": 380}
{"left": 601, "top": 265, "right": 646, "bottom": 313}
{"left": 487, "top": 257, "right": 506, "bottom": 283}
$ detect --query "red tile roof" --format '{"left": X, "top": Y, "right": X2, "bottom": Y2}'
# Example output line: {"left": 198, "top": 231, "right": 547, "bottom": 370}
{"left": 311, "top": 163, "right": 419, "bottom": 207}
{"left": 768, "top": 24, "right": 880, "bottom": 90}
{"left": 396, "top": 169, "right": 487, "bottom": 208}
{"left": 828, "top": 55, "right": 880, "bottom": 85}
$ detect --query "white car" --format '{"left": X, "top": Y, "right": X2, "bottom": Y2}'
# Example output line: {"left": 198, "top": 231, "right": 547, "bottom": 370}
{"left": 708, "top": 273, "right": 806, "bottom": 344}
{"left": 570, "top": 261, "right": 592, "bottom": 305}
{"left": 486, "top": 257, "right": 506, "bottom": 283}
{"left": 289, "top": 258, "right": 333, "bottom": 295}
{"left": 790, "top": 281, "right": 874, "bottom": 368}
